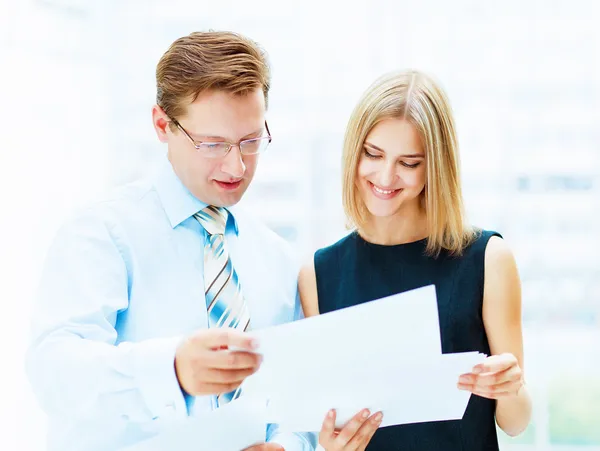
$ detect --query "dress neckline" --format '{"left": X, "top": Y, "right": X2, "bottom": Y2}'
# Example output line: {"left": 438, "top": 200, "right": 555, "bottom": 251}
{"left": 352, "top": 230, "right": 428, "bottom": 250}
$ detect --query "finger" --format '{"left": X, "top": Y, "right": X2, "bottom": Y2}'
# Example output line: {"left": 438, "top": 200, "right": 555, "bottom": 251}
{"left": 319, "top": 409, "right": 337, "bottom": 441}
{"left": 335, "top": 409, "right": 371, "bottom": 445}
{"left": 242, "top": 444, "right": 284, "bottom": 451}
{"left": 471, "top": 387, "right": 515, "bottom": 399}
{"left": 458, "top": 365, "right": 522, "bottom": 386}
{"left": 459, "top": 379, "right": 521, "bottom": 399}
{"left": 473, "top": 364, "right": 522, "bottom": 388}
{"left": 201, "top": 366, "right": 259, "bottom": 384}
{"left": 472, "top": 353, "right": 517, "bottom": 374}
{"left": 204, "top": 349, "right": 263, "bottom": 370}
{"left": 201, "top": 329, "right": 259, "bottom": 351}
{"left": 347, "top": 411, "right": 383, "bottom": 450}
{"left": 242, "top": 444, "right": 263, "bottom": 451}
{"left": 362, "top": 412, "right": 384, "bottom": 448}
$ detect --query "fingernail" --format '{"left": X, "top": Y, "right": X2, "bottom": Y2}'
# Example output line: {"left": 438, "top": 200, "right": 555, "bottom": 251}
{"left": 362, "top": 409, "right": 370, "bottom": 419}
{"left": 459, "top": 376, "right": 470, "bottom": 383}
{"left": 374, "top": 412, "right": 383, "bottom": 422}
{"left": 473, "top": 366, "right": 483, "bottom": 374}
{"left": 249, "top": 339, "right": 259, "bottom": 349}
{"left": 328, "top": 409, "right": 334, "bottom": 418}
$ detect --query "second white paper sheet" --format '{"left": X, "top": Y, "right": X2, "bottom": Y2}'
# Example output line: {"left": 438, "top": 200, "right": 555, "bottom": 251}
{"left": 119, "top": 396, "right": 268, "bottom": 451}
{"left": 243, "top": 285, "right": 485, "bottom": 431}
{"left": 264, "top": 351, "right": 485, "bottom": 432}
{"left": 244, "top": 285, "right": 441, "bottom": 398}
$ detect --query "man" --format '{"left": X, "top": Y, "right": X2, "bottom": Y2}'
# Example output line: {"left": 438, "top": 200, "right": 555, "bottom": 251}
{"left": 26, "top": 31, "right": 316, "bottom": 451}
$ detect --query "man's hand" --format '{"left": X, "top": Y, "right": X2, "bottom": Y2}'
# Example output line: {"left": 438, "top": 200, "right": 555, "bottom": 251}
{"left": 243, "top": 444, "right": 284, "bottom": 450}
{"left": 175, "top": 328, "right": 262, "bottom": 396}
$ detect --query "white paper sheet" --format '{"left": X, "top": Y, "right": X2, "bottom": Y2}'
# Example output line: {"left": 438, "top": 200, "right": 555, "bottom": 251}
{"left": 264, "top": 352, "right": 485, "bottom": 432}
{"left": 243, "top": 285, "right": 486, "bottom": 431}
{"left": 119, "top": 396, "right": 268, "bottom": 451}
{"left": 244, "top": 285, "right": 442, "bottom": 397}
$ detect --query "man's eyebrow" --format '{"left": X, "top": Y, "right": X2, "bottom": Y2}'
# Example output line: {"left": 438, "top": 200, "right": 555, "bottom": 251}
{"left": 190, "top": 128, "right": 264, "bottom": 141}
{"left": 241, "top": 128, "right": 264, "bottom": 139}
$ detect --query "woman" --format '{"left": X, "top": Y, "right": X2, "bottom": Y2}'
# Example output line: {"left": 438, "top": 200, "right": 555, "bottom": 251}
{"left": 299, "top": 70, "right": 532, "bottom": 451}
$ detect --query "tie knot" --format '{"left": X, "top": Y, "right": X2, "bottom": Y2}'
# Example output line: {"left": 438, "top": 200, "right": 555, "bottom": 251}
{"left": 195, "top": 206, "right": 228, "bottom": 236}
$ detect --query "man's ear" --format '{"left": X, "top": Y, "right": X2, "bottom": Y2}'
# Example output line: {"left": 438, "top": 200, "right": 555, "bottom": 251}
{"left": 152, "top": 105, "right": 170, "bottom": 143}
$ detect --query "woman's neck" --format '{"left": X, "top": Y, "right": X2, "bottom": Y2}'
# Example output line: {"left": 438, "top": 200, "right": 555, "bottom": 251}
{"left": 360, "top": 206, "right": 428, "bottom": 246}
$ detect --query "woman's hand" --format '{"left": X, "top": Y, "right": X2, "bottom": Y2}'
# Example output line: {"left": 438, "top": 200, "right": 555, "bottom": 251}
{"left": 458, "top": 353, "right": 524, "bottom": 399}
{"left": 318, "top": 408, "right": 382, "bottom": 451}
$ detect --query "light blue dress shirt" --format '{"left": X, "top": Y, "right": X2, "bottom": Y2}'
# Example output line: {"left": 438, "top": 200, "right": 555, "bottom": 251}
{"left": 26, "top": 159, "right": 316, "bottom": 451}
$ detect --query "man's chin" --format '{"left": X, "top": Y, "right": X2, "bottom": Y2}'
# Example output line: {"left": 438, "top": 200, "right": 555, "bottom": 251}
{"left": 215, "top": 190, "right": 247, "bottom": 208}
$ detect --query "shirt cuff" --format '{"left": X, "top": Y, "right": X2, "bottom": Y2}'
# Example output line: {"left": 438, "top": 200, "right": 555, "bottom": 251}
{"left": 269, "top": 432, "right": 316, "bottom": 451}
{"left": 130, "top": 336, "right": 188, "bottom": 421}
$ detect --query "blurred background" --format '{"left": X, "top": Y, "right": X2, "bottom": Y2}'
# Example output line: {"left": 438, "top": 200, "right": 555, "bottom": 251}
{"left": 1, "top": 0, "right": 599, "bottom": 449}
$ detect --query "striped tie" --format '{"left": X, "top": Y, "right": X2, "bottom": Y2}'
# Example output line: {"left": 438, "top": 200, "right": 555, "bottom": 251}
{"left": 194, "top": 206, "right": 250, "bottom": 406}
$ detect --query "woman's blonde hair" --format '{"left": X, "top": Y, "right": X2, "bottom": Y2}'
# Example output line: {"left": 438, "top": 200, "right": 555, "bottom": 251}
{"left": 342, "top": 70, "right": 477, "bottom": 256}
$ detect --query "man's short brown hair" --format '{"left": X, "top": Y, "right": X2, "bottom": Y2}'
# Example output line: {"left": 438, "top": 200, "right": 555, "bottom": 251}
{"left": 156, "top": 31, "right": 271, "bottom": 121}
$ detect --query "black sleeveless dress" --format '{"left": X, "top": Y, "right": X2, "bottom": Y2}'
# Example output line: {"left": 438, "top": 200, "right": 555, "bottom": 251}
{"left": 314, "top": 229, "right": 501, "bottom": 451}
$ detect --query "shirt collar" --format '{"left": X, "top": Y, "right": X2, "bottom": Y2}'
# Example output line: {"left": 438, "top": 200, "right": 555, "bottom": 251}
{"left": 154, "top": 157, "right": 239, "bottom": 234}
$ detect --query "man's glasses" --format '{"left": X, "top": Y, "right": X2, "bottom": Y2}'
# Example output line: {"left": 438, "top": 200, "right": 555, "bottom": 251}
{"left": 171, "top": 119, "right": 272, "bottom": 158}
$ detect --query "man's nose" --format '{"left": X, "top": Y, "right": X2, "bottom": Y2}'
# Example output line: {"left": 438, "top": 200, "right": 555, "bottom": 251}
{"left": 220, "top": 145, "right": 246, "bottom": 179}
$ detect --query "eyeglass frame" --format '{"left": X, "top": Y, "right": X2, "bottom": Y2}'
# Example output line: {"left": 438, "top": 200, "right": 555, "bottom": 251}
{"left": 170, "top": 118, "right": 272, "bottom": 157}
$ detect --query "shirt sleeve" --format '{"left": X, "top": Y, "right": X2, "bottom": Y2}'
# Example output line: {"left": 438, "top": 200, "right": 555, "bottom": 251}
{"left": 25, "top": 209, "right": 189, "bottom": 425}
{"left": 266, "top": 424, "right": 317, "bottom": 451}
